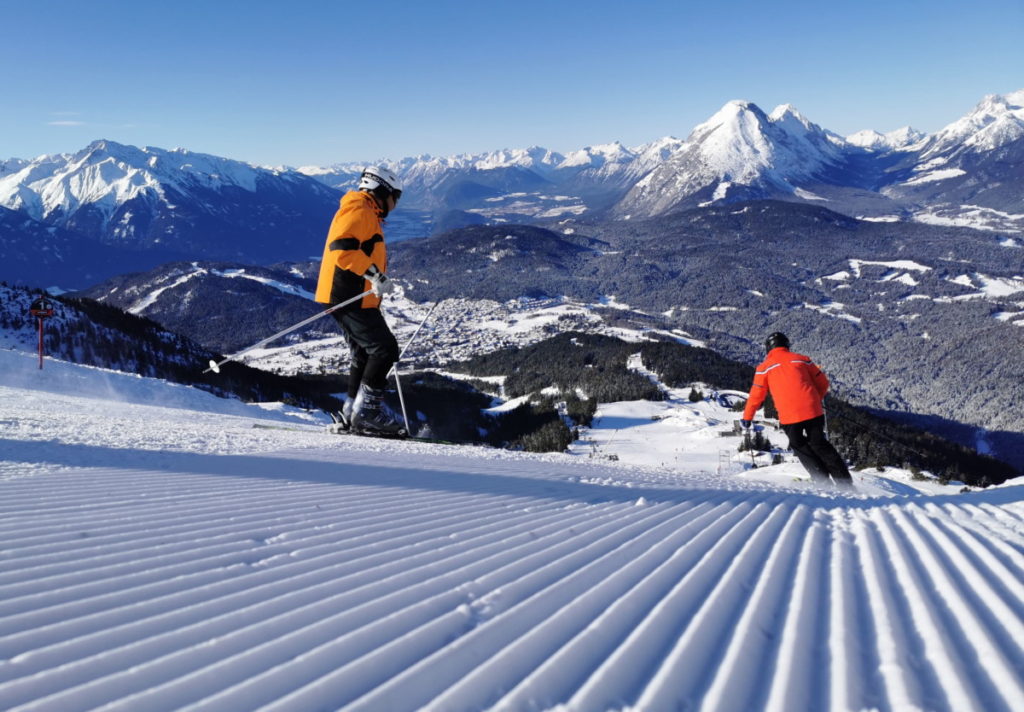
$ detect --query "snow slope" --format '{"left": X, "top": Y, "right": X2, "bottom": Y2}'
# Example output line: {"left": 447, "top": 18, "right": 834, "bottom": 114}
{"left": 2, "top": 350, "right": 1023, "bottom": 711}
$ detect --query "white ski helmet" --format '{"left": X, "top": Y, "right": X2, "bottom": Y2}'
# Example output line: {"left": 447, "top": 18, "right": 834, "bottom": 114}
{"left": 358, "top": 166, "right": 403, "bottom": 200}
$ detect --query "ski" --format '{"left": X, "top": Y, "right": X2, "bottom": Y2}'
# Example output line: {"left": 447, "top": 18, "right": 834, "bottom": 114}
{"left": 327, "top": 425, "right": 460, "bottom": 445}
{"left": 250, "top": 423, "right": 321, "bottom": 433}
{"left": 250, "top": 421, "right": 458, "bottom": 445}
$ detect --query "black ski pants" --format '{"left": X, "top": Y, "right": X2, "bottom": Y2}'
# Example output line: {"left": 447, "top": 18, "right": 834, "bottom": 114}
{"left": 781, "top": 415, "right": 852, "bottom": 482}
{"left": 331, "top": 307, "right": 399, "bottom": 396}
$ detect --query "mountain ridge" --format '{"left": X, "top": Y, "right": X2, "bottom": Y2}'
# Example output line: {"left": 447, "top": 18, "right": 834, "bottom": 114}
{"left": 297, "top": 88, "right": 1024, "bottom": 227}
{"left": 3, "top": 88, "right": 1021, "bottom": 290}
{"left": 0, "top": 139, "right": 341, "bottom": 282}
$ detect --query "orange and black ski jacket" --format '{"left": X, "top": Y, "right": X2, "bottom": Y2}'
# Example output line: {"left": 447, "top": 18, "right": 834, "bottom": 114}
{"left": 743, "top": 347, "right": 829, "bottom": 425}
{"left": 315, "top": 190, "right": 387, "bottom": 309}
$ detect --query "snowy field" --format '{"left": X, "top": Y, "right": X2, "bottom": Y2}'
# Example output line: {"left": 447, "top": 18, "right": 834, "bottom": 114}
{"left": 2, "top": 349, "right": 1024, "bottom": 711}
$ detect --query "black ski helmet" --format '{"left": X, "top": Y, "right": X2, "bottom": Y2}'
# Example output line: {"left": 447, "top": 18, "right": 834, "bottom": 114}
{"left": 764, "top": 332, "right": 790, "bottom": 352}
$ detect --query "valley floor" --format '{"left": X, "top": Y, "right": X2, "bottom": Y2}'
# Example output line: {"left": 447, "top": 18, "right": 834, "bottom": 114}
{"left": 1, "top": 350, "right": 1023, "bottom": 711}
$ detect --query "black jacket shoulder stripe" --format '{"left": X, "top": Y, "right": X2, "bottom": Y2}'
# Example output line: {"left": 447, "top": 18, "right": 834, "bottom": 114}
{"left": 329, "top": 234, "right": 384, "bottom": 255}
{"left": 361, "top": 234, "right": 384, "bottom": 257}
{"left": 329, "top": 237, "right": 361, "bottom": 252}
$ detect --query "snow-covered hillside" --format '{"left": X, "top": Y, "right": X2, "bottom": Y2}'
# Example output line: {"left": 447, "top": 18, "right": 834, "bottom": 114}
{"left": 2, "top": 349, "right": 1023, "bottom": 711}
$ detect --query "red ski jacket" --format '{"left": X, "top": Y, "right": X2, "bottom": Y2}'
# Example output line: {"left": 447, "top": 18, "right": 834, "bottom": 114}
{"left": 743, "top": 347, "right": 829, "bottom": 425}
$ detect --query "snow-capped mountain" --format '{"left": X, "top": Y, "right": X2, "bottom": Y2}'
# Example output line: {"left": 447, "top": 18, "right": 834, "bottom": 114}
{"left": 0, "top": 157, "right": 27, "bottom": 178}
{"left": 0, "top": 140, "right": 341, "bottom": 276}
{"left": 883, "top": 90, "right": 1024, "bottom": 215}
{"left": 2, "top": 89, "right": 1023, "bottom": 291}
{"left": 306, "top": 143, "right": 656, "bottom": 195}
{"left": 615, "top": 101, "right": 857, "bottom": 217}
{"left": 298, "top": 89, "right": 1022, "bottom": 230}
{"left": 613, "top": 91, "right": 1022, "bottom": 226}
{"left": 922, "top": 90, "right": 1024, "bottom": 157}
{"left": 299, "top": 147, "right": 563, "bottom": 207}
{"left": 299, "top": 138, "right": 687, "bottom": 221}
{"left": 846, "top": 126, "right": 925, "bottom": 151}
{"left": 555, "top": 138, "right": 689, "bottom": 208}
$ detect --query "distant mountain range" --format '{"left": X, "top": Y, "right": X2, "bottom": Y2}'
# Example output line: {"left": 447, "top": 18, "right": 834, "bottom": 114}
{"left": 305, "top": 89, "right": 1024, "bottom": 229}
{"left": 0, "top": 141, "right": 340, "bottom": 287}
{"left": 1, "top": 90, "right": 1021, "bottom": 289}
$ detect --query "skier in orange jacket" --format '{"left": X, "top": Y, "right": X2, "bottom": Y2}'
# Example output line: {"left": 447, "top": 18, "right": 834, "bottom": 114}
{"left": 315, "top": 166, "right": 404, "bottom": 436}
{"left": 741, "top": 332, "right": 852, "bottom": 485}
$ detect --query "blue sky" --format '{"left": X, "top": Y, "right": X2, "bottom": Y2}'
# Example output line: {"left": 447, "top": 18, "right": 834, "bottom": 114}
{"left": 2, "top": 0, "right": 1021, "bottom": 166}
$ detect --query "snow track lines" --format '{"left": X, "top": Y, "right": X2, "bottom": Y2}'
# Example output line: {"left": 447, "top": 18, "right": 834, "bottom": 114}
{"left": 1, "top": 448, "right": 1023, "bottom": 712}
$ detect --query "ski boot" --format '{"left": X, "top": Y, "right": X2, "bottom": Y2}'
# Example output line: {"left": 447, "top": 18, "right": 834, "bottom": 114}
{"left": 327, "top": 398, "right": 355, "bottom": 435}
{"left": 351, "top": 384, "right": 407, "bottom": 438}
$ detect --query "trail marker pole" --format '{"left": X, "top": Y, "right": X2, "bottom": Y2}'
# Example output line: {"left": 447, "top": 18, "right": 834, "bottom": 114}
{"left": 29, "top": 297, "right": 55, "bottom": 370}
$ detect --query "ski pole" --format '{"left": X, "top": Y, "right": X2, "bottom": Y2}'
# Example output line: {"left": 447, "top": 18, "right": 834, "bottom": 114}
{"left": 385, "top": 300, "right": 442, "bottom": 435}
{"left": 389, "top": 299, "right": 443, "bottom": 376}
{"left": 392, "top": 369, "right": 411, "bottom": 436}
{"left": 204, "top": 289, "right": 374, "bottom": 374}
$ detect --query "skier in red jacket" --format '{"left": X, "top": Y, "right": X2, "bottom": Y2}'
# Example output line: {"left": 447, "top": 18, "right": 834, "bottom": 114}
{"left": 742, "top": 332, "right": 852, "bottom": 485}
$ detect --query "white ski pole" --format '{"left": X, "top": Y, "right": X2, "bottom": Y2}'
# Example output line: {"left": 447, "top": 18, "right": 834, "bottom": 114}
{"left": 386, "top": 300, "right": 443, "bottom": 435}
{"left": 392, "top": 369, "right": 411, "bottom": 436}
{"left": 204, "top": 289, "right": 374, "bottom": 374}
{"left": 390, "top": 299, "right": 443, "bottom": 373}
